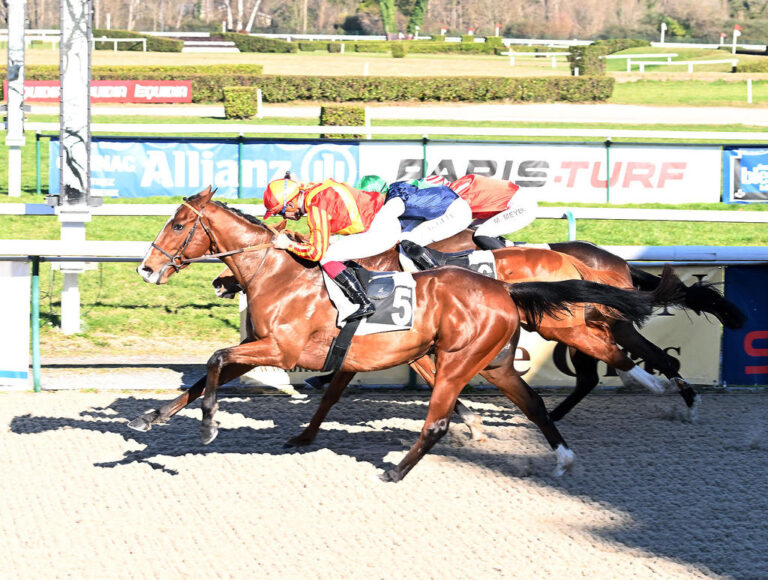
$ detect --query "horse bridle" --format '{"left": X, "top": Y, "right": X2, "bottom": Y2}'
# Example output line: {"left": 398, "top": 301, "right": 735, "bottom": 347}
{"left": 151, "top": 201, "right": 280, "bottom": 273}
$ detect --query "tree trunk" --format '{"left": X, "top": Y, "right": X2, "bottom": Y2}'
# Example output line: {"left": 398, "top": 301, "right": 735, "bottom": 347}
{"left": 245, "top": 0, "right": 263, "bottom": 32}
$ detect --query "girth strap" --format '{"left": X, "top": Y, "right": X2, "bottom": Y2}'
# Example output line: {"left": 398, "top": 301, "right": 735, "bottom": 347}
{"left": 321, "top": 318, "right": 363, "bottom": 372}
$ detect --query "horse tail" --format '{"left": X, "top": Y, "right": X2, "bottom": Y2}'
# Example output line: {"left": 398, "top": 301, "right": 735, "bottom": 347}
{"left": 507, "top": 280, "right": 653, "bottom": 328}
{"left": 630, "top": 264, "right": 747, "bottom": 329}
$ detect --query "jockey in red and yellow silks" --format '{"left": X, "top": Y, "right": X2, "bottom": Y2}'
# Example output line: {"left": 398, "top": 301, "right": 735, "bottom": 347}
{"left": 263, "top": 176, "right": 397, "bottom": 320}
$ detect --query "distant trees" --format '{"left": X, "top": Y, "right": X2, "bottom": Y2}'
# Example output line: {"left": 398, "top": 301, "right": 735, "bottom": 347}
{"left": 3, "top": 0, "right": 767, "bottom": 42}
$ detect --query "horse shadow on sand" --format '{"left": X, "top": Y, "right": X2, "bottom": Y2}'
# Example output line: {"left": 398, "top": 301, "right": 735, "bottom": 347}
{"left": 10, "top": 388, "right": 768, "bottom": 578}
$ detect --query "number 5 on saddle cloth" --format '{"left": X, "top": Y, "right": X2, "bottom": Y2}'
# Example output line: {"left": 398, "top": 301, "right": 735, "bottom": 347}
{"left": 321, "top": 262, "right": 416, "bottom": 371}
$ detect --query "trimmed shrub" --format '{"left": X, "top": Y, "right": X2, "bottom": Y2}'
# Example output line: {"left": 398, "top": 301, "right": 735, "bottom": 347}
{"left": 221, "top": 33, "right": 298, "bottom": 53}
{"left": 391, "top": 42, "right": 408, "bottom": 58}
{"left": 92, "top": 29, "right": 183, "bottom": 52}
{"left": 461, "top": 35, "right": 476, "bottom": 43}
{"left": 568, "top": 38, "right": 651, "bottom": 75}
{"left": 298, "top": 41, "right": 327, "bottom": 51}
{"left": 328, "top": 42, "right": 344, "bottom": 53}
{"left": 353, "top": 41, "right": 392, "bottom": 53}
{"left": 222, "top": 86, "right": 260, "bottom": 119}
{"left": 484, "top": 36, "right": 503, "bottom": 47}
{"left": 320, "top": 105, "right": 365, "bottom": 139}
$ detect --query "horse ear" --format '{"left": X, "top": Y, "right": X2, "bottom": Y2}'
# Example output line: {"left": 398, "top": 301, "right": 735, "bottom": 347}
{"left": 198, "top": 185, "right": 215, "bottom": 204}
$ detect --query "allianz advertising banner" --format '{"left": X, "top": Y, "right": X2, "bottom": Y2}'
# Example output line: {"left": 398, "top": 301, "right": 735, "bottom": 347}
{"left": 722, "top": 147, "right": 768, "bottom": 203}
{"left": 359, "top": 142, "right": 722, "bottom": 204}
{"left": 722, "top": 266, "right": 768, "bottom": 386}
{"left": 49, "top": 139, "right": 360, "bottom": 198}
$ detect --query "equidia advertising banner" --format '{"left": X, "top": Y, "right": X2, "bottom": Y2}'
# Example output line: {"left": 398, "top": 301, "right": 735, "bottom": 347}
{"left": 49, "top": 140, "right": 360, "bottom": 198}
{"left": 722, "top": 147, "right": 768, "bottom": 203}
{"left": 5, "top": 80, "right": 193, "bottom": 103}
{"left": 359, "top": 142, "right": 723, "bottom": 204}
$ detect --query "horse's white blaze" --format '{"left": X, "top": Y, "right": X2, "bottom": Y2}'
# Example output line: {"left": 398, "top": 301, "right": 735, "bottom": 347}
{"left": 554, "top": 444, "right": 574, "bottom": 477}
{"left": 138, "top": 214, "right": 175, "bottom": 284}
{"left": 617, "top": 365, "right": 667, "bottom": 394}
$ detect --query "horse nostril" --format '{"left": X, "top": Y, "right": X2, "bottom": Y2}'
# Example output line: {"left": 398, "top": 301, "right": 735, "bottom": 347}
{"left": 139, "top": 265, "right": 153, "bottom": 275}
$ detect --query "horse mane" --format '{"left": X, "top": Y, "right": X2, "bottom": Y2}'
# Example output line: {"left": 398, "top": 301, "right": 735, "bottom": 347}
{"left": 209, "top": 200, "right": 268, "bottom": 228}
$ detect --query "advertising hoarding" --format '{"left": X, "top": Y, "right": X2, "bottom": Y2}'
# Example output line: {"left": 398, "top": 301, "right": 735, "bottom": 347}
{"left": 4, "top": 80, "right": 193, "bottom": 103}
{"left": 722, "top": 147, "right": 768, "bottom": 203}
{"left": 723, "top": 266, "right": 768, "bottom": 385}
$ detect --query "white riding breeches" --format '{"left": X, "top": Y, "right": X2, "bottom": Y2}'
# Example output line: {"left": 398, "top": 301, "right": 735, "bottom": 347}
{"left": 474, "top": 190, "right": 539, "bottom": 238}
{"left": 400, "top": 197, "right": 473, "bottom": 246}
{"left": 320, "top": 197, "right": 405, "bottom": 264}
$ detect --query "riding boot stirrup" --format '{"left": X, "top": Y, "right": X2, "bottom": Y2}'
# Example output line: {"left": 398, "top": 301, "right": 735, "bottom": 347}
{"left": 400, "top": 240, "right": 440, "bottom": 270}
{"left": 473, "top": 235, "right": 506, "bottom": 251}
{"left": 333, "top": 268, "right": 375, "bottom": 321}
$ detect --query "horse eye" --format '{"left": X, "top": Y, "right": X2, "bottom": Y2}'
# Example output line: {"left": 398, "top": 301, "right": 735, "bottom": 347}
{"left": 172, "top": 223, "right": 184, "bottom": 231}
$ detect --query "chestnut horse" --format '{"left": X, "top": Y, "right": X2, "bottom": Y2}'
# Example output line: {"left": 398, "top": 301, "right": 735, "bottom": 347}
{"left": 133, "top": 187, "right": 658, "bottom": 482}
{"left": 429, "top": 231, "right": 746, "bottom": 420}
{"left": 213, "top": 238, "right": 687, "bottom": 425}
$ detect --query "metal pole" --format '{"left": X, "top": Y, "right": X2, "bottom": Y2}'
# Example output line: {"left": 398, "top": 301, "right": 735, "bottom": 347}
{"left": 5, "top": 0, "right": 27, "bottom": 197}
{"left": 30, "top": 257, "right": 41, "bottom": 392}
{"left": 421, "top": 136, "right": 429, "bottom": 178}
{"left": 564, "top": 211, "right": 576, "bottom": 240}
{"left": 605, "top": 138, "right": 612, "bottom": 203}
{"left": 237, "top": 133, "right": 244, "bottom": 199}
{"left": 36, "top": 132, "right": 42, "bottom": 196}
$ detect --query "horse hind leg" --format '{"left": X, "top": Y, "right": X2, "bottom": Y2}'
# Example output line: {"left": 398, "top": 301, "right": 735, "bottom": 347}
{"left": 410, "top": 356, "right": 486, "bottom": 441}
{"left": 549, "top": 349, "right": 600, "bottom": 422}
{"left": 286, "top": 371, "right": 356, "bottom": 446}
{"left": 481, "top": 365, "right": 574, "bottom": 477}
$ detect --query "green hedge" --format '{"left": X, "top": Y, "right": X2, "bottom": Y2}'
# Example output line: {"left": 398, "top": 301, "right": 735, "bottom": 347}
{"left": 568, "top": 38, "right": 650, "bottom": 75}
{"left": 253, "top": 75, "right": 614, "bottom": 103}
{"left": 391, "top": 42, "right": 408, "bottom": 58}
{"left": 320, "top": 105, "right": 365, "bottom": 138}
{"left": 736, "top": 59, "right": 768, "bottom": 72}
{"left": 221, "top": 33, "right": 298, "bottom": 53}
{"left": 92, "top": 29, "right": 183, "bottom": 52}
{"left": 0, "top": 64, "right": 263, "bottom": 103}
{"left": 222, "top": 86, "right": 259, "bottom": 119}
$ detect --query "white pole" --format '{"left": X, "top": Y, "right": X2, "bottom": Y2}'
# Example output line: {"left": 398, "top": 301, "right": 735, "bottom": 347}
{"left": 732, "top": 29, "right": 739, "bottom": 54}
{"left": 365, "top": 106, "right": 371, "bottom": 140}
{"left": 660, "top": 22, "right": 667, "bottom": 44}
{"left": 340, "top": 42, "right": 345, "bottom": 54}
{"left": 551, "top": 55, "right": 556, "bottom": 68}
{"left": 574, "top": 66, "right": 579, "bottom": 76}
{"left": 5, "top": 0, "right": 26, "bottom": 198}
{"left": 509, "top": 52, "right": 515, "bottom": 66}
{"left": 256, "top": 88, "right": 263, "bottom": 119}
{"left": 748, "top": 79, "right": 753, "bottom": 104}
{"left": 106, "top": 13, "right": 111, "bottom": 29}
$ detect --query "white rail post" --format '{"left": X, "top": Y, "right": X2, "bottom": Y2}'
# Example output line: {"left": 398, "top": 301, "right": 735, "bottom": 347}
{"left": 256, "top": 88, "right": 263, "bottom": 119}
{"left": 748, "top": 79, "right": 753, "bottom": 104}
{"left": 5, "top": 0, "right": 26, "bottom": 198}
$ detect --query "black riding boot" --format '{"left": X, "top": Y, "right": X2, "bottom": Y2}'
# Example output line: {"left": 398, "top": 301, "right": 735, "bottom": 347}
{"left": 400, "top": 239, "right": 440, "bottom": 270}
{"left": 473, "top": 235, "right": 507, "bottom": 250}
{"left": 333, "top": 267, "right": 375, "bottom": 320}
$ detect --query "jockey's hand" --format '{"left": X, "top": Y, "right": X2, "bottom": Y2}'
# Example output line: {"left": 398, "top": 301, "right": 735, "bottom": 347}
{"left": 274, "top": 233, "right": 292, "bottom": 250}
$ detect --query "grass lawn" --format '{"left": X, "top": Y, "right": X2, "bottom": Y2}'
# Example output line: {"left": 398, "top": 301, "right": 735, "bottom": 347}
{"left": 3, "top": 45, "right": 768, "bottom": 357}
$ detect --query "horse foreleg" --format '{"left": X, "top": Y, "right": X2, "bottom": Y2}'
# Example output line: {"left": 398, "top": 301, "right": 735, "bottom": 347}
{"left": 128, "top": 361, "right": 256, "bottom": 432}
{"left": 200, "top": 338, "right": 289, "bottom": 445}
{"left": 286, "top": 371, "right": 357, "bottom": 446}
{"left": 549, "top": 349, "right": 600, "bottom": 422}
{"left": 410, "top": 356, "right": 486, "bottom": 441}
{"left": 481, "top": 365, "right": 574, "bottom": 476}
{"left": 612, "top": 321, "right": 700, "bottom": 420}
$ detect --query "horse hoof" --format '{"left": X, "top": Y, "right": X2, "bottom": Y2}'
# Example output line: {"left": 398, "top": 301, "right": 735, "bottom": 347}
{"left": 378, "top": 469, "right": 401, "bottom": 483}
{"left": 553, "top": 444, "right": 575, "bottom": 477}
{"left": 200, "top": 423, "right": 219, "bottom": 445}
{"left": 127, "top": 410, "right": 160, "bottom": 432}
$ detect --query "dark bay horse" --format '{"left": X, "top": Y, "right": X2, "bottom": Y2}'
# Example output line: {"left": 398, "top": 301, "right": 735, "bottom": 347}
{"left": 133, "top": 187, "right": 658, "bottom": 482}
{"left": 428, "top": 230, "right": 746, "bottom": 420}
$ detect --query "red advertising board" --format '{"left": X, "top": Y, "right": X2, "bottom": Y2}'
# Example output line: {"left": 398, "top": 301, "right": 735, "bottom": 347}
{"left": 3, "top": 80, "right": 193, "bottom": 103}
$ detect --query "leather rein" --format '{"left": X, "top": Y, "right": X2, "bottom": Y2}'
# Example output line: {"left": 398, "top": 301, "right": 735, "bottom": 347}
{"left": 151, "top": 202, "right": 279, "bottom": 271}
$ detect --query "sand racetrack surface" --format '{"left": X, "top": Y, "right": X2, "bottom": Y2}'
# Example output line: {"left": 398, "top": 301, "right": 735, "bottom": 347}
{"left": 2, "top": 389, "right": 767, "bottom": 579}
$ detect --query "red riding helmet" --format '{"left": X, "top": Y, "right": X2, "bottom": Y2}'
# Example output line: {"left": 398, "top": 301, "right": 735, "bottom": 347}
{"left": 263, "top": 177, "right": 302, "bottom": 218}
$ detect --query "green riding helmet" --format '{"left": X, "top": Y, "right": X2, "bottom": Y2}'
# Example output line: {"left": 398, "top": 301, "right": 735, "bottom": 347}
{"left": 355, "top": 175, "right": 388, "bottom": 194}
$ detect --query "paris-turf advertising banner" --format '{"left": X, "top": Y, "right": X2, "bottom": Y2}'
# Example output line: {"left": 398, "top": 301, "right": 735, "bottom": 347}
{"left": 48, "top": 139, "right": 361, "bottom": 198}
{"left": 722, "top": 147, "right": 768, "bottom": 203}
{"left": 49, "top": 138, "right": 721, "bottom": 203}
{"left": 358, "top": 142, "right": 723, "bottom": 204}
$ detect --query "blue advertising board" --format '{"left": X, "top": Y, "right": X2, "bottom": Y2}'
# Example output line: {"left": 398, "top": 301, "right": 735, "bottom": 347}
{"left": 49, "top": 138, "right": 361, "bottom": 198}
{"left": 722, "top": 147, "right": 768, "bottom": 203}
{"left": 722, "top": 266, "right": 768, "bottom": 386}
